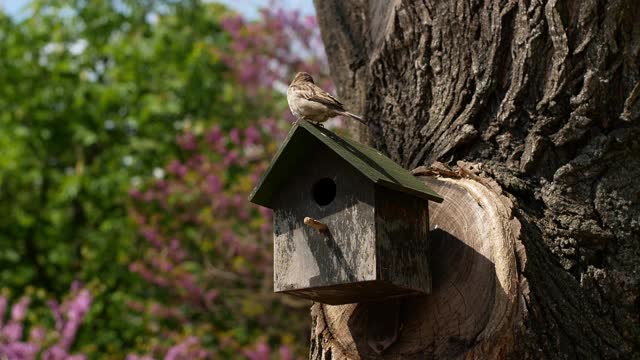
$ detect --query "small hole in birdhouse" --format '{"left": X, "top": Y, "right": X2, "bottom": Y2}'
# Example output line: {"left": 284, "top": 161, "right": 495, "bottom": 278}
{"left": 312, "top": 178, "right": 336, "bottom": 206}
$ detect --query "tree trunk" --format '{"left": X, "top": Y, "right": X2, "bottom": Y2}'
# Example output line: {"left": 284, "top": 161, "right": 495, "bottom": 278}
{"left": 310, "top": 0, "right": 639, "bottom": 358}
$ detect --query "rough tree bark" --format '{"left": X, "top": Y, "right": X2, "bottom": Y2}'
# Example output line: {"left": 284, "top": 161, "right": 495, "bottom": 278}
{"left": 310, "top": 0, "right": 639, "bottom": 358}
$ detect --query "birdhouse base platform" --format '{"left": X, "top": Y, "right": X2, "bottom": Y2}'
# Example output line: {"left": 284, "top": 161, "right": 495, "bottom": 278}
{"left": 278, "top": 280, "right": 426, "bottom": 305}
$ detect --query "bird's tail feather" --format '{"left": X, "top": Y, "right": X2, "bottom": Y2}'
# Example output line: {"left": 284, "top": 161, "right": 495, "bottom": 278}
{"left": 342, "top": 111, "right": 367, "bottom": 125}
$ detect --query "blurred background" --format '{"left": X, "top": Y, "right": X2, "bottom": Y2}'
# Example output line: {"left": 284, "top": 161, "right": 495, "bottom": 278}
{"left": 0, "top": 0, "right": 332, "bottom": 358}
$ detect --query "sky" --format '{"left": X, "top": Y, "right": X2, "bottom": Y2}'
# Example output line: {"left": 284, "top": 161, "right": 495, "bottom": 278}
{"left": 0, "top": 0, "right": 315, "bottom": 18}
{"left": 218, "top": 0, "right": 315, "bottom": 17}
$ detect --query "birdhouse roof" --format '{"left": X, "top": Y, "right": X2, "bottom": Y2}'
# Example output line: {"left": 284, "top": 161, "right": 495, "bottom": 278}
{"left": 249, "top": 121, "right": 443, "bottom": 208}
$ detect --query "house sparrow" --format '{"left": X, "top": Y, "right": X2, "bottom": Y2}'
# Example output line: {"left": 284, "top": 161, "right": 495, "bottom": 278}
{"left": 287, "top": 72, "right": 365, "bottom": 125}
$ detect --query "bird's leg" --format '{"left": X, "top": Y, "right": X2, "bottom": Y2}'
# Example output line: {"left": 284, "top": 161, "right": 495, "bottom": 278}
{"left": 304, "top": 118, "right": 324, "bottom": 127}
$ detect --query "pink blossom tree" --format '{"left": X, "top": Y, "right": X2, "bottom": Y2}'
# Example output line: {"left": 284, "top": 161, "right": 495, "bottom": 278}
{"left": 126, "top": 5, "right": 329, "bottom": 358}
{"left": 0, "top": 284, "right": 91, "bottom": 360}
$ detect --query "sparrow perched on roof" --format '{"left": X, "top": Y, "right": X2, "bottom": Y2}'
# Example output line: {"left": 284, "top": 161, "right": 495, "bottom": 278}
{"left": 287, "top": 72, "right": 365, "bottom": 126}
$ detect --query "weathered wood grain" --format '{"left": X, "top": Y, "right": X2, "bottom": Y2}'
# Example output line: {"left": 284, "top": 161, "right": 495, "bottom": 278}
{"left": 312, "top": 0, "right": 640, "bottom": 357}
{"left": 375, "top": 186, "right": 431, "bottom": 294}
{"left": 309, "top": 174, "right": 522, "bottom": 359}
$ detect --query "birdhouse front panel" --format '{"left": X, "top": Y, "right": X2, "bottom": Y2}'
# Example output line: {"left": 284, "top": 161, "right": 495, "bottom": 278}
{"left": 272, "top": 144, "right": 378, "bottom": 304}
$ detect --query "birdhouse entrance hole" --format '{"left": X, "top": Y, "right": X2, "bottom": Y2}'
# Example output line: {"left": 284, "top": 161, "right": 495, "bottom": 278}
{"left": 312, "top": 178, "right": 336, "bottom": 206}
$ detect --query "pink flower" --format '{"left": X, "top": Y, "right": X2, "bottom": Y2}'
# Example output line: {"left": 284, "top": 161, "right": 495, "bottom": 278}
{"left": 205, "top": 126, "right": 222, "bottom": 145}
{"left": 244, "top": 126, "right": 261, "bottom": 145}
{"left": 215, "top": 195, "right": 231, "bottom": 212}
{"left": 150, "top": 255, "right": 172, "bottom": 273}
{"left": 229, "top": 128, "right": 241, "bottom": 145}
{"left": 279, "top": 345, "right": 293, "bottom": 360}
{"left": 42, "top": 345, "right": 67, "bottom": 360}
{"left": 304, "top": 15, "right": 317, "bottom": 27}
{"left": 249, "top": 172, "right": 260, "bottom": 184}
{"left": 59, "top": 289, "right": 91, "bottom": 349}
{"left": 221, "top": 16, "right": 243, "bottom": 36}
{"left": 233, "top": 38, "right": 249, "bottom": 53}
{"left": 141, "top": 228, "right": 162, "bottom": 248}
{"left": 66, "top": 355, "right": 86, "bottom": 360}
{"left": 167, "top": 239, "right": 187, "bottom": 262}
{"left": 177, "top": 132, "right": 197, "bottom": 151}
{"left": 167, "top": 160, "right": 187, "bottom": 178}
{"left": 238, "top": 209, "right": 250, "bottom": 221}
{"left": 239, "top": 66, "right": 258, "bottom": 86}
{"left": 232, "top": 194, "right": 243, "bottom": 208}
{"left": 128, "top": 187, "right": 142, "bottom": 199}
{"left": 223, "top": 151, "right": 239, "bottom": 167}
{"left": 142, "top": 190, "right": 154, "bottom": 203}
{"left": 70, "top": 280, "right": 83, "bottom": 292}
{"left": 176, "top": 274, "right": 202, "bottom": 299}
{"left": 69, "top": 290, "right": 91, "bottom": 320}
{"left": 244, "top": 342, "right": 270, "bottom": 360}
{"left": 186, "top": 154, "right": 204, "bottom": 169}
{"left": 126, "top": 355, "right": 153, "bottom": 360}
{"left": 30, "top": 326, "right": 46, "bottom": 343}
{"left": 1, "top": 342, "right": 39, "bottom": 359}
{"left": 131, "top": 262, "right": 169, "bottom": 288}
{"left": 11, "top": 297, "right": 30, "bottom": 322}
{"left": 261, "top": 118, "right": 278, "bottom": 134}
{"left": 243, "top": 243, "right": 258, "bottom": 258}
{"left": 0, "top": 285, "right": 91, "bottom": 360}
{"left": 48, "top": 300, "right": 63, "bottom": 331}
{"left": 205, "top": 290, "right": 219, "bottom": 303}
{"left": 1, "top": 323, "right": 23, "bottom": 342}
{"left": 165, "top": 337, "right": 204, "bottom": 360}
{"left": 154, "top": 179, "right": 167, "bottom": 190}
{"left": 206, "top": 175, "right": 223, "bottom": 194}
{"left": 222, "top": 231, "right": 235, "bottom": 246}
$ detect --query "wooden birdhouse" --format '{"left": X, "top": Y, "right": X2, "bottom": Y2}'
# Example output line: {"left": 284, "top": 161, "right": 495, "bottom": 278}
{"left": 249, "top": 121, "right": 443, "bottom": 305}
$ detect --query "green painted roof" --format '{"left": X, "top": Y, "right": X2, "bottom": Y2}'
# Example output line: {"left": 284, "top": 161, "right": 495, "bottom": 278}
{"left": 249, "top": 121, "right": 443, "bottom": 208}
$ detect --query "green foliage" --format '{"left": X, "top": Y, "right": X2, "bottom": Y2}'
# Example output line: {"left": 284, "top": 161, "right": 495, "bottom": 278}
{"left": 0, "top": 0, "right": 251, "bottom": 353}
{"left": 0, "top": 0, "right": 324, "bottom": 357}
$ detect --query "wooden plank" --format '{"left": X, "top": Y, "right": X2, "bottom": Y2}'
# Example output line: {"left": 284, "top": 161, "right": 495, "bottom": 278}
{"left": 375, "top": 186, "right": 431, "bottom": 294}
